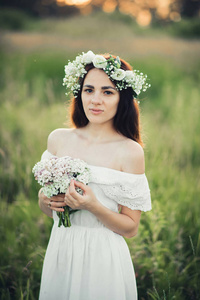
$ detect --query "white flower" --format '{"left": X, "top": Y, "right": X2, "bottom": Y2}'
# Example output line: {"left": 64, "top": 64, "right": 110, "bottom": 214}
{"left": 125, "top": 70, "right": 134, "bottom": 80}
{"left": 82, "top": 50, "right": 95, "bottom": 64}
{"left": 32, "top": 155, "right": 91, "bottom": 228}
{"left": 32, "top": 156, "right": 90, "bottom": 198}
{"left": 92, "top": 55, "right": 107, "bottom": 69}
{"left": 75, "top": 56, "right": 83, "bottom": 64}
{"left": 63, "top": 51, "right": 151, "bottom": 98}
{"left": 65, "top": 64, "right": 77, "bottom": 76}
{"left": 111, "top": 69, "right": 125, "bottom": 81}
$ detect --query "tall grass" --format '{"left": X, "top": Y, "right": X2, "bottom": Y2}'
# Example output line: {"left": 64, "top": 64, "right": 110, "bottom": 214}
{"left": 0, "top": 43, "right": 200, "bottom": 299}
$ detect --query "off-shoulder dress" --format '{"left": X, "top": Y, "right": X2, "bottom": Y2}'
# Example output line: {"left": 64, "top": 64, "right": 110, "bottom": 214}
{"left": 38, "top": 150, "right": 151, "bottom": 300}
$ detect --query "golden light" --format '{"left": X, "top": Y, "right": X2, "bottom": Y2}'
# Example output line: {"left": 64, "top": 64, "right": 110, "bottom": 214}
{"left": 57, "top": 0, "right": 91, "bottom": 5}
{"left": 136, "top": 10, "right": 152, "bottom": 26}
{"left": 156, "top": 0, "right": 172, "bottom": 19}
{"left": 156, "top": 6, "right": 170, "bottom": 19}
{"left": 55, "top": 0, "right": 183, "bottom": 25}
{"left": 170, "top": 11, "right": 181, "bottom": 22}
{"left": 147, "top": 0, "right": 157, "bottom": 9}
{"left": 102, "top": 0, "right": 117, "bottom": 13}
{"left": 119, "top": 1, "right": 139, "bottom": 17}
{"left": 79, "top": 4, "right": 93, "bottom": 14}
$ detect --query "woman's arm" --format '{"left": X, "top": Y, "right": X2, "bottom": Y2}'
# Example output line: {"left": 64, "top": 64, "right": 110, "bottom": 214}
{"left": 65, "top": 180, "right": 141, "bottom": 238}
{"left": 90, "top": 203, "right": 141, "bottom": 239}
{"left": 64, "top": 141, "right": 145, "bottom": 238}
{"left": 38, "top": 129, "right": 69, "bottom": 217}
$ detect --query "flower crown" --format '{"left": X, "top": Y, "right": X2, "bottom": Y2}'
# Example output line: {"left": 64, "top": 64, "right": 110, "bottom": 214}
{"left": 63, "top": 50, "right": 151, "bottom": 98}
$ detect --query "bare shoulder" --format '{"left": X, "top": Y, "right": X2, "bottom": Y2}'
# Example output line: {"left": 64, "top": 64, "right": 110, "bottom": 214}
{"left": 121, "top": 139, "right": 145, "bottom": 174}
{"left": 47, "top": 128, "right": 74, "bottom": 155}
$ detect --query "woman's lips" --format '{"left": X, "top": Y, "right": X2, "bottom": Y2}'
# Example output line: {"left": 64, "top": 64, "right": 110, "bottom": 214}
{"left": 89, "top": 109, "right": 104, "bottom": 115}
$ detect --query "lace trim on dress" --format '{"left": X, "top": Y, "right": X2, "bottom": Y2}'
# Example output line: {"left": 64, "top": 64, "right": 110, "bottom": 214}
{"left": 89, "top": 166, "right": 151, "bottom": 212}
{"left": 41, "top": 150, "right": 151, "bottom": 212}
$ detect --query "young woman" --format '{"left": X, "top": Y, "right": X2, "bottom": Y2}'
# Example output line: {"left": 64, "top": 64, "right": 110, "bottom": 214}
{"left": 38, "top": 51, "right": 151, "bottom": 300}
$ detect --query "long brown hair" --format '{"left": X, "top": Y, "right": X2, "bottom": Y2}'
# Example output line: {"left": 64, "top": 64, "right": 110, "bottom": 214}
{"left": 69, "top": 54, "right": 143, "bottom": 146}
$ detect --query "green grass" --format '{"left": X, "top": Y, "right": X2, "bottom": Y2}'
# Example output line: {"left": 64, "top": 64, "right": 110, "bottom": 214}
{"left": 0, "top": 16, "right": 200, "bottom": 299}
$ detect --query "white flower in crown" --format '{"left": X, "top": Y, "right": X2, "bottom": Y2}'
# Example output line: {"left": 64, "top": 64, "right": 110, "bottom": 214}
{"left": 125, "top": 70, "right": 135, "bottom": 80}
{"left": 79, "top": 67, "right": 87, "bottom": 77}
{"left": 92, "top": 55, "right": 107, "bottom": 69}
{"left": 82, "top": 50, "right": 95, "bottom": 64}
{"left": 63, "top": 50, "right": 151, "bottom": 99}
{"left": 111, "top": 69, "right": 126, "bottom": 81}
{"left": 65, "top": 64, "right": 77, "bottom": 76}
{"left": 75, "top": 56, "right": 83, "bottom": 64}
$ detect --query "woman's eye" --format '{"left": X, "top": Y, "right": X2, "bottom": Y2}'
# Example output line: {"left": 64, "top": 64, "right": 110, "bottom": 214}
{"left": 104, "top": 90, "right": 113, "bottom": 95}
{"left": 84, "top": 88, "right": 93, "bottom": 93}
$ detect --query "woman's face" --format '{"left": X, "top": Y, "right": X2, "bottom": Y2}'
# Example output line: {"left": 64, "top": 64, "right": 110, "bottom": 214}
{"left": 81, "top": 68, "right": 120, "bottom": 126}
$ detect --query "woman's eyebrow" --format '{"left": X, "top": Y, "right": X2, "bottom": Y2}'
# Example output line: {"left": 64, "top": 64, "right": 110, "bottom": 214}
{"left": 83, "top": 84, "right": 94, "bottom": 88}
{"left": 102, "top": 86, "right": 117, "bottom": 90}
{"left": 83, "top": 84, "right": 117, "bottom": 90}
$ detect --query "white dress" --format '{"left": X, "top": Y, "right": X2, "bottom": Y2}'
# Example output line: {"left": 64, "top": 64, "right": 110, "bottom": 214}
{"left": 39, "top": 150, "right": 151, "bottom": 300}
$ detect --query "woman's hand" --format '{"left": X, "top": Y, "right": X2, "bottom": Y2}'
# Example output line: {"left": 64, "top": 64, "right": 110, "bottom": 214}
{"left": 38, "top": 189, "right": 66, "bottom": 217}
{"left": 64, "top": 180, "right": 141, "bottom": 238}
{"left": 64, "top": 180, "right": 98, "bottom": 211}
{"left": 47, "top": 194, "right": 66, "bottom": 212}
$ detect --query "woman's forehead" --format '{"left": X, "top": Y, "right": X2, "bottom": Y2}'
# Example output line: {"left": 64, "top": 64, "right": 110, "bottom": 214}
{"left": 84, "top": 68, "right": 115, "bottom": 87}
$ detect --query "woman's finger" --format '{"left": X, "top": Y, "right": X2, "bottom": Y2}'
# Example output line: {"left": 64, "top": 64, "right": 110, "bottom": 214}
{"left": 47, "top": 201, "right": 65, "bottom": 211}
{"left": 50, "top": 194, "right": 65, "bottom": 202}
{"left": 64, "top": 193, "right": 75, "bottom": 205}
{"left": 74, "top": 180, "right": 87, "bottom": 192}
{"left": 73, "top": 180, "right": 85, "bottom": 189}
{"left": 69, "top": 179, "right": 76, "bottom": 195}
{"left": 50, "top": 206, "right": 65, "bottom": 213}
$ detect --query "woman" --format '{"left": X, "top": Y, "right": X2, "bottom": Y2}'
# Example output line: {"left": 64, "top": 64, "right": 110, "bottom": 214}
{"left": 38, "top": 51, "right": 151, "bottom": 300}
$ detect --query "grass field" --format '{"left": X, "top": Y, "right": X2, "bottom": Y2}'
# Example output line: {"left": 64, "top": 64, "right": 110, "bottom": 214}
{"left": 0, "top": 12, "right": 200, "bottom": 300}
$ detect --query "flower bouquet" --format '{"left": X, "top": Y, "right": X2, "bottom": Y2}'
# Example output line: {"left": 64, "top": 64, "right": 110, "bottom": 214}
{"left": 32, "top": 156, "right": 91, "bottom": 227}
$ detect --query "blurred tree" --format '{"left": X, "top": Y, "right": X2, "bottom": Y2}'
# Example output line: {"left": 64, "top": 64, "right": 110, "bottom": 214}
{"left": 181, "top": 0, "right": 200, "bottom": 17}
{"left": 0, "top": 0, "right": 79, "bottom": 17}
{"left": 0, "top": 0, "right": 199, "bottom": 23}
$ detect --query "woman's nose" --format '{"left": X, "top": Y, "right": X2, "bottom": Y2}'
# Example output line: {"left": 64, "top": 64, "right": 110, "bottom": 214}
{"left": 91, "top": 92, "right": 102, "bottom": 105}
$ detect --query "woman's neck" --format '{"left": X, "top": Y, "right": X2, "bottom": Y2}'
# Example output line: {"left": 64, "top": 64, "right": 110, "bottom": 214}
{"left": 77, "top": 122, "right": 119, "bottom": 144}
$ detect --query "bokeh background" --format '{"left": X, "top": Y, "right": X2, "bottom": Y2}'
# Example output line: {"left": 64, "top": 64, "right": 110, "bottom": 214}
{"left": 0, "top": 1, "right": 200, "bottom": 299}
